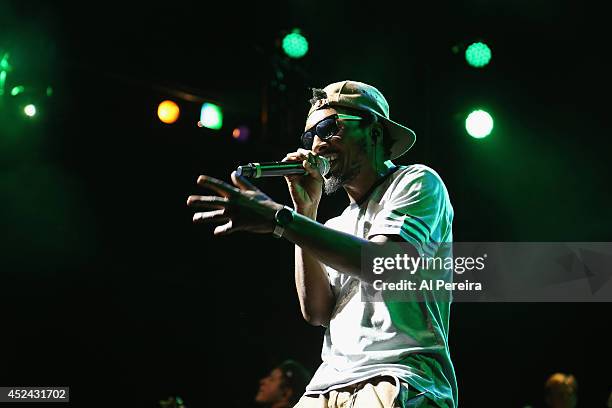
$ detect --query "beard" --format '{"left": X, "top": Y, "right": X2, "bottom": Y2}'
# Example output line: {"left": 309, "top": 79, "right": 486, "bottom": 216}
{"left": 323, "top": 138, "right": 367, "bottom": 195}
{"left": 323, "top": 174, "right": 343, "bottom": 195}
{"left": 323, "top": 162, "right": 361, "bottom": 195}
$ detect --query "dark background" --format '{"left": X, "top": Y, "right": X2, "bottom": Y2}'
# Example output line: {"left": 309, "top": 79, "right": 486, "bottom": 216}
{"left": 1, "top": 1, "right": 610, "bottom": 407}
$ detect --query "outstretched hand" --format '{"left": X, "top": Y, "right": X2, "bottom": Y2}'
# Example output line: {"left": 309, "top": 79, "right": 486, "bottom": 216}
{"left": 187, "top": 171, "right": 284, "bottom": 235}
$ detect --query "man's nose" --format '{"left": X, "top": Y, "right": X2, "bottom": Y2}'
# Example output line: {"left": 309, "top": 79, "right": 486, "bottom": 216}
{"left": 312, "top": 136, "right": 330, "bottom": 155}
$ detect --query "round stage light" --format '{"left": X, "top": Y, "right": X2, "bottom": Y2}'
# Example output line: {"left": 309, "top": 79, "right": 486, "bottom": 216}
{"left": 10, "top": 85, "right": 24, "bottom": 96}
{"left": 24, "top": 104, "right": 37, "bottom": 117}
{"left": 200, "top": 103, "right": 223, "bottom": 130}
{"left": 157, "top": 100, "right": 180, "bottom": 124}
{"left": 282, "top": 29, "right": 309, "bottom": 59}
{"left": 465, "top": 42, "right": 492, "bottom": 68}
{"left": 232, "top": 126, "right": 250, "bottom": 141}
{"left": 465, "top": 110, "right": 493, "bottom": 138}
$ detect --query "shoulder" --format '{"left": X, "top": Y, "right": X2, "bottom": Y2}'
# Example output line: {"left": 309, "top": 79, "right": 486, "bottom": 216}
{"left": 390, "top": 164, "right": 448, "bottom": 194}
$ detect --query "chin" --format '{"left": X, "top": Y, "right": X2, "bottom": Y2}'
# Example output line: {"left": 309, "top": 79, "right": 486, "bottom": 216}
{"left": 323, "top": 175, "right": 343, "bottom": 195}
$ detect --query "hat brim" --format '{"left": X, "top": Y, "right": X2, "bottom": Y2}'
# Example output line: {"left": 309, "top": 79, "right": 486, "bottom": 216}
{"left": 379, "top": 116, "right": 416, "bottom": 160}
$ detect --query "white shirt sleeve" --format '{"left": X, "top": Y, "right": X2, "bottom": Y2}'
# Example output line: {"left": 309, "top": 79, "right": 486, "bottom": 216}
{"left": 367, "top": 166, "right": 450, "bottom": 257}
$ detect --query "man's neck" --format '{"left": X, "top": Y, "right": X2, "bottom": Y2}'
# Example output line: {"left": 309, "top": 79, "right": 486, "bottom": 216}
{"left": 344, "top": 160, "right": 392, "bottom": 204}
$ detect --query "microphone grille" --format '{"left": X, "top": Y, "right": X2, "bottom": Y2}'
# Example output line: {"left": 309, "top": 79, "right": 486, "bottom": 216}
{"left": 317, "top": 156, "right": 330, "bottom": 176}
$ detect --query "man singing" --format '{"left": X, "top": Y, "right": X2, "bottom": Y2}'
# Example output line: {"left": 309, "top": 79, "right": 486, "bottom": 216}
{"left": 188, "top": 80, "right": 456, "bottom": 407}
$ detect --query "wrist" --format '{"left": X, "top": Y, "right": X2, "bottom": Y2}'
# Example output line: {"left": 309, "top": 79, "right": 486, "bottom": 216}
{"left": 295, "top": 206, "right": 318, "bottom": 220}
{"left": 272, "top": 206, "right": 295, "bottom": 238}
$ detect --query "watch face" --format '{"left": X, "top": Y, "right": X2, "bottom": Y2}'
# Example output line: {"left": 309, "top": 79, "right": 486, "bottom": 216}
{"left": 275, "top": 208, "right": 294, "bottom": 227}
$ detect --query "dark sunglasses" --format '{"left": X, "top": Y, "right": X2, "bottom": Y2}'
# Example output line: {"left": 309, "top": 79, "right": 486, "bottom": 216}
{"left": 301, "top": 113, "right": 363, "bottom": 150}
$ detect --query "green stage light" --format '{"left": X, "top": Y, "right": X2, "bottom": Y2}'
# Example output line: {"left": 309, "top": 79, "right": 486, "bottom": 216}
{"left": 24, "top": 104, "right": 37, "bottom": 117}
{"left": 465, "top": 110, "right": 493, "bottom": 138}
{"left": 465, "top": 42, "right": 491, "bottom": 68}
{"left": 200, "top": 103, "right": 223, "bottom": 130}
{"left": 0, "top": 71, "right": 6, "bottom": 95}
{"left": 0, "top": 52, "right": 10, "bottom": 71}
{"left": 0, "top": 52, "right": 11, "bottom": 96}
{"left": 11, "top": 85, "right": 24, "bottom": 96}
{"left": 282, "top": 29, "right": 309, "bottom": 59}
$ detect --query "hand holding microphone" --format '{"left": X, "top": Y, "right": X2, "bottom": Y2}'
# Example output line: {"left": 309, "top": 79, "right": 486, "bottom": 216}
{"left": 236, "top": 153, "right": 330, "bottom": 178}
{"left": 235, "top": 149, "right": 326, "bottom": 217}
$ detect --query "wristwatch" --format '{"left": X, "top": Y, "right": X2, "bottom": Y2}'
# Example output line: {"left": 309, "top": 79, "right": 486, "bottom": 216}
{"left": 273, "top": 206, "right": 295, "bottom": 238}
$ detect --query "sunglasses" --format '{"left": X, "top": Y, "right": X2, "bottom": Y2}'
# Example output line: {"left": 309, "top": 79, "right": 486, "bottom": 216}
{"left": 301, "top": 113, "right": 363, "bottom": 150}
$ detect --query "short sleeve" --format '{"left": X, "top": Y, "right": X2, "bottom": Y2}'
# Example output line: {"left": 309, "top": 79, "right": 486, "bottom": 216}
{"left": 367, "top": 166, "right": 451, "bottom": 257}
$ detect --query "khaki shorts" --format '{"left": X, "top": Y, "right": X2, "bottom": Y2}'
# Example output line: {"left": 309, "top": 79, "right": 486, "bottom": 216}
{"left": 293, "top": 376, "right": 434, "bottom": 408}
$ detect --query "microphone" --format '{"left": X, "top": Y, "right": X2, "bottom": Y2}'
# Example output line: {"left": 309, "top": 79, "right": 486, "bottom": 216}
{"left": 236, "top": 156, "right": 330, "bottom": 178}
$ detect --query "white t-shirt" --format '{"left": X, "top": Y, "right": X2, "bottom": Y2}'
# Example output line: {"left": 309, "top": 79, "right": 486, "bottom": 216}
{"left": 305, "top": 164, "right": 457, "bottom": 408}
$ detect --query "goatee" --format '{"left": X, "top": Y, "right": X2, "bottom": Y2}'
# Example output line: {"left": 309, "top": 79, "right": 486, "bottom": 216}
{"left": 323, "top": 175, "right": 343, "bottom": 195}
{"left": 323, "top": 163, "right": 360, "bottom": 195}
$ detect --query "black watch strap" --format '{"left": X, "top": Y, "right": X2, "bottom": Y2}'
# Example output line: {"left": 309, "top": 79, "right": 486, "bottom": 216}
{"left": 273, "top": 206, "right": 294, "bottom": 238}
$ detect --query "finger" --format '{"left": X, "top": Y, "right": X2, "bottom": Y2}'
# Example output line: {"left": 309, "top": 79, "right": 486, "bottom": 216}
{"left": 192, "top": 210, "right": 230, "bottom": 224}
{"left": 303, "top": 159, "right": 324, "bottom": 181}
{"left": 298, "top": 150, "right": 320, "bottom": 168}
{"left": 196, "top": 175, "right": 238, "bottom": 197}
{"left": 282, "top": 155, "right": 301, "bottom": 163}
{"left": 187, "top": 195, "right": 229, "bottom": 209}
{"left": 283, "top": 174, "right": 301, "bottom": 183}
{"left": 231, "top": 171, "right": 259, "bottom": 192}
{"left": 297, "top": 148, "right": 314, "bottom": 157}
{"left": 282, "top": 150, "right": 310, "bottom": 162}
{"left": 214, "top": 220, "right": 240, "bottom": 236}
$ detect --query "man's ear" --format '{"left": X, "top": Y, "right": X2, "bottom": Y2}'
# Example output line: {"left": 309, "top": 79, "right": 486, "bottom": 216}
{"left": 371, "top": 124, "right": 382, "bottom": 143}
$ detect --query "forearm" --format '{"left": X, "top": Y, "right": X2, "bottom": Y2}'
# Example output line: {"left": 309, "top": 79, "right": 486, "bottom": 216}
{"left": 295, "top": 244, "right": 335, "bottom": 325}
{"left": 291, "top": 207, "right": 334, "bottom": 326}
{"left": 284, "top": 210, "right": 371, "bottom": 280}
{"left": 284, "top": 208, "right": 413, "bottom": 285}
